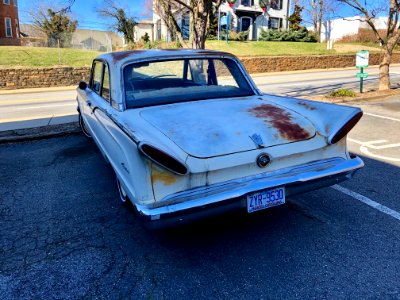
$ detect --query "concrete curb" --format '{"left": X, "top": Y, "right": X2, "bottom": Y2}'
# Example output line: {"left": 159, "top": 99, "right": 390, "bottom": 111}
{"left": 0, "top": 122, "right": 80, "bottom": 144}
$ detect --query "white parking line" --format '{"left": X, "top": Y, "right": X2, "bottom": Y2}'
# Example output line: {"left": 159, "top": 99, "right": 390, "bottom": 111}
{"left": 348, "top": 138, "right": 400, "bottom": 162}
{"left": 16, "top": 103, "right": 76, "bottom": 110}
{"left": 364, "top": 112, "right": 400, "bottom": 122}
{"left": 332, "top": 185, "right": 400, "bottom": 221}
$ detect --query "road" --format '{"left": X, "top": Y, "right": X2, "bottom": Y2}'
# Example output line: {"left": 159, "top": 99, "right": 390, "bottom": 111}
{"left": 0, "top": 97, "right": 399, "bottom": 298}
{"left": 252, "top": 65, "right": 400, "bottom": 97}
{"left": 1, "top": 65, "right": 400, "bottom": 127}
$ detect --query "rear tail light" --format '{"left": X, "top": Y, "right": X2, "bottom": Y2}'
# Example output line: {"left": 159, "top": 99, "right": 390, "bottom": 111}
{"left": 329, "top": 111, "right": 363, "bottom": 144}
{"left": 138, "top": 143, "right": 188, "bottom": 175}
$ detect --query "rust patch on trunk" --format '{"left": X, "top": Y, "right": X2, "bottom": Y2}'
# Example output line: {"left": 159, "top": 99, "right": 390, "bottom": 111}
{"left": 151, "top": 166, "right": 178, "bottom": 186}
{"left": 248, "top": 104, "right": 310, "bottom": 141}
{"left": 297, "top": 100, "right": 317, "bottom": 111}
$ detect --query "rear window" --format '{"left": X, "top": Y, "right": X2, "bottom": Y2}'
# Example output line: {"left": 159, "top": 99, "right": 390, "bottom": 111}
{"left": 123, "top": 58, "right": 254, "bottom": 108}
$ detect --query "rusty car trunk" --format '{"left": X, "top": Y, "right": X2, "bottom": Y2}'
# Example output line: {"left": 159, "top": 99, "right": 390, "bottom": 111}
{"left": 139, "top": 96, "right": 316, "bottom": 158}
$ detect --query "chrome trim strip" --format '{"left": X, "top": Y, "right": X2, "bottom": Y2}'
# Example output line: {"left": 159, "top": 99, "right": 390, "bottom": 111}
{"left": 135, "top": 156, "right": 364, "bottom": 218}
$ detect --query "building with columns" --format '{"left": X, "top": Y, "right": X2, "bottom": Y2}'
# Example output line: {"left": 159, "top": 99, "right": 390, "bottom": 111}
{"left": 152, "top": 0, "right": 290, "bottom": 42}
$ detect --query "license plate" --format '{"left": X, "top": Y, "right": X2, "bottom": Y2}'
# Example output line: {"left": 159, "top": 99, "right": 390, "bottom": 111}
{"left": 247, "top": 187, "right": 285, "bottom": 213}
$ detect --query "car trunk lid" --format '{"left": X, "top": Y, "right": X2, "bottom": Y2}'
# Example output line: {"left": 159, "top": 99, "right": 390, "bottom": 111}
{"left": 139, "top": 96, "right": 316, "bottom": 158}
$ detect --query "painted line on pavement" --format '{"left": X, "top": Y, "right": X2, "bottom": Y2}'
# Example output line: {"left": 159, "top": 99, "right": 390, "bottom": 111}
{"left": 364, "top": 112, "right": 400, "bottom": 122}
{"left": 16, "top": 103, "right": 76, "bottom": 110}
{"left": 332, "top": 185, "right": 400, "bottom": 221}
{"left": 0, "top": 96, "right": 75, "bottom": 106}
{"left": 348, "top": 138, "right": 400, "bottom": 162}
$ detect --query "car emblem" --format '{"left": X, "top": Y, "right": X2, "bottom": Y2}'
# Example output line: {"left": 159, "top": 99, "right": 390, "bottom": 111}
{"left": 257, "top": 153, "right": 271, "bottom": 168}
{"left": 250, "top": 133, "right": 265, "bottom": 148}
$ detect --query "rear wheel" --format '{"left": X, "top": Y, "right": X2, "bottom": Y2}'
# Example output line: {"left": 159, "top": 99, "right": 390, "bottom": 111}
{"left": 79, "top": 113, "right": 92, "bottom": 138}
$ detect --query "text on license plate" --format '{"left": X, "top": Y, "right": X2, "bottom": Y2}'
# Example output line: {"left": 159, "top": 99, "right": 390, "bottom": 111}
{"left": 247, "top": 187, "right": 285, "bottom": 213}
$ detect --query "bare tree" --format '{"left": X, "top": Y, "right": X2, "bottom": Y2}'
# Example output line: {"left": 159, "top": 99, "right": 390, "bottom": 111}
{"left": 154, "top": 0, "right": 213, "bottom": 49}
{"left": 155, "top": 0, "right": 189, "bottom": 47}
{"left": 338, "top": 0, "right": 400, "bottom": 90}
{"left": 296, "top": 0, "right": 336, "bottom": 41}
{"left": 97, "top": 0, "right": 137, "bottom": 44}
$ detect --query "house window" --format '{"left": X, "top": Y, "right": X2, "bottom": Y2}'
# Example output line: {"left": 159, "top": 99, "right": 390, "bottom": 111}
{"left": 13, "top": 0, "right": 17, "bottom": 6}
{"left": 269, "top": 17, "right": 280, "bottom": 29}
{"left": 270, "top": 0, "right": 283, "bottom": 10}
{"left": 241, "top": 0, "right": 254, "bottom": 6}
{"left": 240, "top": 17, "right": 252, "bottom": 32}
{"left": 3, "top": 0, "right": 10, "bottom": 4}
{"left": 5, "top": 18, "right": 12, "bottom": 37}
{"left": 181, "top": 13, "right": 190, "bottom": 40}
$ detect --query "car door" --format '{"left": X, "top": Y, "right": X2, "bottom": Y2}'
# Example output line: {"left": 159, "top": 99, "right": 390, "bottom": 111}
{"left": 79, "top": 60, "right": 104, "bottom": 138}
{"left": 87, "top": 61, "right": 134, "bottom": 189}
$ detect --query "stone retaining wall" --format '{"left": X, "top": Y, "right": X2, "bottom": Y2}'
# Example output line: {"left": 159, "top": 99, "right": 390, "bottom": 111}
{"left": 1, "top": 53, "right": 399, "bottom": 89}
{"left": 0, "top": 67, "right": 90, "bottom": 89}
{"left": 241, "top": 53, "right": 400, "bottom": 73}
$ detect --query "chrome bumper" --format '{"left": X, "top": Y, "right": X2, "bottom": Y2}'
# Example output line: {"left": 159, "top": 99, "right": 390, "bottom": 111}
{"left": 135, "top": 156, "right": 364, "bottom": 227}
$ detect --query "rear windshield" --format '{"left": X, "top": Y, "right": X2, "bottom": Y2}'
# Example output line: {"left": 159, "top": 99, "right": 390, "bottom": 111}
{"left": 123, "top": 58, "right": 255, "bottom": 108}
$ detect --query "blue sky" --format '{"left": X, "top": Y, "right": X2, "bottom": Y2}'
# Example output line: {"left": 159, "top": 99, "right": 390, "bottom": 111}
{"left": 18, "top": 0, "right": 379, "bottom": 31}
{"left": 19, "top": 0, "right": 148, "bottom": 30}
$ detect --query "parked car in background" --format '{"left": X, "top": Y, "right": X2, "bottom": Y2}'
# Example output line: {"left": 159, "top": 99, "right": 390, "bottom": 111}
{"left": 76, "top": 49, "right": 364, "bottom": 227}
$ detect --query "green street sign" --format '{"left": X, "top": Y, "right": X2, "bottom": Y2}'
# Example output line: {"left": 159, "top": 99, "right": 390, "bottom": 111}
{"left": 356, "top": 73, "right": 369, "bottom": 78}
{"left": 356, "top": 50, "right": 369, "bottom": 68}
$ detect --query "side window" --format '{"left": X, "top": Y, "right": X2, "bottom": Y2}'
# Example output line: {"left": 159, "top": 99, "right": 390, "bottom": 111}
{"left": 214, "top": 59, "right": 239, "bottom": 88}
{"left": 102, "top": 66, "right": 110, "bottom": 102}
{"left": 91, "top": 62, "right": 103, "bottom": 94}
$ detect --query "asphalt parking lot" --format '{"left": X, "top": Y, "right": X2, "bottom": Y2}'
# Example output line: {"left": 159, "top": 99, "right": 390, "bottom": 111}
{"left": 1, "top": 97, "right": 399, "bottom": 299}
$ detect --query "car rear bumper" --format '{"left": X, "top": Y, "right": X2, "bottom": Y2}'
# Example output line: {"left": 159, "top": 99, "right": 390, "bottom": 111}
{"left": 134, "top": 155, "right": 364, "bottom": 228}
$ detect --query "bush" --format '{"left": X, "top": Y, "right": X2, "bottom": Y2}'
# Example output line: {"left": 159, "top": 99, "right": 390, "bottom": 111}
{"left": 221, "top": 30, "right": 249, "bottom": 41}
{"left": 329, "top": 88, "right": 356, "bottom": 97}
{"left": 259, "top": 27, "right": 317, "bottom": 42}
{"left": 141, "top": 32, "right": 150, "bottom": 43}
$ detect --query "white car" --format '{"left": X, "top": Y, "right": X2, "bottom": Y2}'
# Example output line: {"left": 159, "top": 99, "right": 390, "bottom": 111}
{"left": 76, "top": 49, "right": 364, "bottom": 227}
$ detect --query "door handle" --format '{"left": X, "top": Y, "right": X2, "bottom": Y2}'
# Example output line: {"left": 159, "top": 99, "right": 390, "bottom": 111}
{"left": 86, "top": 101, "right": 92, "bottom": 107}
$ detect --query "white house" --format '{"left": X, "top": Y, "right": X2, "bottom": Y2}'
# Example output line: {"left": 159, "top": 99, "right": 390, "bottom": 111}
{"left": 315, "top": 16, "right": 388, "bottom": 42}
{"left": 152, "top": 0, "right": 290, "bottom": 42}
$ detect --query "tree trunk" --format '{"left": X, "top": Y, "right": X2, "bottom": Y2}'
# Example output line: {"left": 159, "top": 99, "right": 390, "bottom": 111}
{"left": 379, "top": 39, "right": 396, "bottom": 90}
{"left": 311, "top": 0, "right": 318, "bottom": 41}
{"left": 159, "top": 0, "right": 188, "bottom": 47}
{"left": 191, "top": 0, "right": 210, "bottom": 49}
{"left": 379, "top": 53, "right": 391, "bottom": 91}
{"left": 317, "top": 0, "right": 323, "bottom": 43}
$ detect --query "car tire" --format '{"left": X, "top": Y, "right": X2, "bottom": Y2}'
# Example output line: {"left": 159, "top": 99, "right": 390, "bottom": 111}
{"left": 116, "top": 177, "right": 134, "bottom": 209}
{"left": 79, "top": 113, "right": 92, "bottom": 139}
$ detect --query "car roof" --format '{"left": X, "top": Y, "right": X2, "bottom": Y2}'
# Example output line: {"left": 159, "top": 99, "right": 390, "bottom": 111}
{"left": 97, "top": 49, "right": 237, "bottom": 68}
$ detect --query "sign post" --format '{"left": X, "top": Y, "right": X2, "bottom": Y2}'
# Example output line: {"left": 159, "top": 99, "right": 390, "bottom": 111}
{"left": 356, "top": 50, "right": 369, "bottom": 93}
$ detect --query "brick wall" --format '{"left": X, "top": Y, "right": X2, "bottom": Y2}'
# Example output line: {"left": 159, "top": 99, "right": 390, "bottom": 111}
{"left": 0, "top": 1, "right": 20, "bottom": 45}
{"left": 0, "top": 67, "right": 90, "bottom": 89}
{"left": 1, "top": 53, "right": 400, "bottom": 89}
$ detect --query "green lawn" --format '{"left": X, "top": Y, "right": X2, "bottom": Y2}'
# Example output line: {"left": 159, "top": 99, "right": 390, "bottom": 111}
{"left": 206, "top": 40, "right": 336, "bottom": 56}
{"left": 0, "top": 46, "right": 101, "bottom": 68}
{"left": 0, "top": 42, "right": 383, "bottom": 68}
